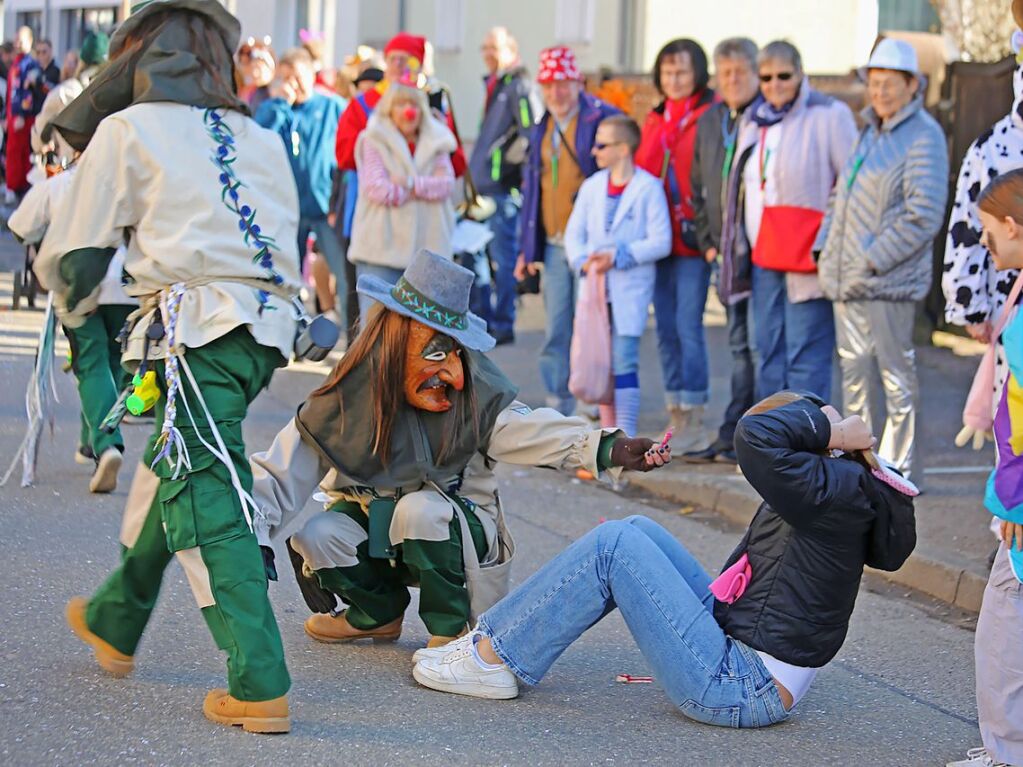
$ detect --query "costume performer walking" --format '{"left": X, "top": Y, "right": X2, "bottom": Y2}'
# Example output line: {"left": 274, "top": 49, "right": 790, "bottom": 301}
{"left": 34, "top": 0, "right": 302, "bottom": 734}
{"left": 8, "top": 159, "right": 135, "bottom": 492}
{"left": 250, "top": 249, "right": 671, "bottom": 649}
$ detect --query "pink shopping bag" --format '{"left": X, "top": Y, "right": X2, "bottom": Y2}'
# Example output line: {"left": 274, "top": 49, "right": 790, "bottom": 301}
{"left": 568, "top": 271, "right": 614, "bottom": 405}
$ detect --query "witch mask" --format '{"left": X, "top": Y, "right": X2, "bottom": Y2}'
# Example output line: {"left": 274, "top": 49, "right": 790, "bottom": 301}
{"left": 404, "top": 321, "right": 465, "bottom": 412}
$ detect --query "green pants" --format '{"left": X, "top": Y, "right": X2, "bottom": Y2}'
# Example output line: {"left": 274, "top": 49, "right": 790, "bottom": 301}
{"left": 64, "top": 304, "right": 134, "bottom": 456}
{"left": 84, "top": 328, "right": 291, "bottom": 701}
{"left": 316, "top": 500, "right": 488, "bottom": 638}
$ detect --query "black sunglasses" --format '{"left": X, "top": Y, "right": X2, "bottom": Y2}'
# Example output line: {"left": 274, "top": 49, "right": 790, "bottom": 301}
{"left": 760, "top": 71, "right": 795, "bottom": 83}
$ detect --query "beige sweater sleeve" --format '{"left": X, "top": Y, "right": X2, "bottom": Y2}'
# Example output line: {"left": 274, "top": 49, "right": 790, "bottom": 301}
{"left": 485, "top": 401, "right": 622, "bottom": 478}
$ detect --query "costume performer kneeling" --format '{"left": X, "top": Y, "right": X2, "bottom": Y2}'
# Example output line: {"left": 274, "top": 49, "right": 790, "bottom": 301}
{"left": 250, "top": 249, "right": 671, "bottom": 649}
{"left": 34, "top": 0, "right": 303, "bottom": 734}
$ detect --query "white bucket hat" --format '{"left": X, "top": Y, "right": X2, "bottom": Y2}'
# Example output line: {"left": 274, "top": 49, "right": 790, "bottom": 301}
{"left": 860, "top": 38, "right": 920, "bottom": 78}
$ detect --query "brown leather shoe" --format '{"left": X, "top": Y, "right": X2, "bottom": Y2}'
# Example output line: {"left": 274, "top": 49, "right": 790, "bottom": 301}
{"left": 303, "top": 611, "right": 402, "bottom": 643}
{"left": 66, "top": 597, "right": 134, "bottom": 678}
{"left": 203, "top": 688, "right": 290, "bottom": 734}
{"left": 426, "top": 625, "right": 469, "bottom": 648}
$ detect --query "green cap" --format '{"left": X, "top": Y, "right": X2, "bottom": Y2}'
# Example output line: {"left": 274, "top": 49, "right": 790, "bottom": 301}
{"left": 79, "top": 31, "right": 109, "bottom": 65}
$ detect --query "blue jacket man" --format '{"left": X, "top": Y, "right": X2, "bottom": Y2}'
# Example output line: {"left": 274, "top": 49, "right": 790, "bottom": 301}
{"left": 516, "top": 45, "right": 619, "bottom": 414}
{"left": 255, "top": 48, "right": 347, "bottom": 321}
{"left": 468, "top": 29, "right": 540, "bottom": 344}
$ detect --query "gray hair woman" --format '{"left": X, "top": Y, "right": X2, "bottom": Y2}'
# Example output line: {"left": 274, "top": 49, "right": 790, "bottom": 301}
{"left": 816, "top": 38, "right": 948, "bottom": 480}
{"left": 734, "top": 40, "right": 857, "bottom": 405}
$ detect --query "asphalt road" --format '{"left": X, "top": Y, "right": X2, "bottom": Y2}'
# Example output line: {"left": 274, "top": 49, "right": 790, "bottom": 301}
{"left": 0, "top": 282, "right": 984, "bottom": 766}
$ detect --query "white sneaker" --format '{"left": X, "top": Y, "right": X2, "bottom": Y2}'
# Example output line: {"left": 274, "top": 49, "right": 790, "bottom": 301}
{"left": 412, "top": 630, "right": 479, "bottom": 664}
{"left": 946, "top": 746, "right": 1008, "bottom": 767}
{"left": 412, "top": 643, "right": 519, "bottom": 700}
{"left": 74, "top": 445, "right": 95, "bottom": 465}
{"left": 89, "top": 448, "right": 122, "bottom": 493}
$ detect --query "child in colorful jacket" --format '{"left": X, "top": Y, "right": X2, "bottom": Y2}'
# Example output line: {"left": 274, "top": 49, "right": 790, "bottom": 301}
{"left": 950, "top": 168, "right": 1023, "bottom": 767}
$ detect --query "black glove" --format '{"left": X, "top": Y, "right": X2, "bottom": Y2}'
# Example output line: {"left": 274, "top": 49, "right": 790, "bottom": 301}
{"left": 286, "top": 536, "right": 338, "bottom": 614}
{"left": 610, "top": 437, "right": 661, "bottom": 472}
{"left": 261, "top": 545, "right": 278, "bottom": 582}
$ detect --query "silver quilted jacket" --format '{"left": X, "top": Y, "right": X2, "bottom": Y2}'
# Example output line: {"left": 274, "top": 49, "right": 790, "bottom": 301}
{"left": 816, "top": 96, "right": 948, "bottom": 302}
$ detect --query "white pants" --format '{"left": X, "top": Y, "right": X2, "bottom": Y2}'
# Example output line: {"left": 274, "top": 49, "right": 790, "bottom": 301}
{"left": 834, "top": 300, "right": 918, "bottom": 478}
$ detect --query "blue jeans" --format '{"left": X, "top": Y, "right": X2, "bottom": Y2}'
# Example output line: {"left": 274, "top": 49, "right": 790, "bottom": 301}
{"left": 299, "top": 216, "right": 348, "bottom": 315}
{"left": 487, "top": 193, "right": 522, "bottom": 337}
{"left": 354, "top": 262, "right": 404, "bottom": 318}
{"left": 539, "top": 242, "right": 578, "bottom": 413}
{"left": 612, "top": 332, "right": 641, "bottom": 377}
{"left": 751, "top": 265, "right": 834, "bottom": 401}
{"left": 718, "top": 297, "right": 757, "bottom": 448}
{"left": 653, "top": 256, "right": 711, "bottom": 407}
{"left": 479, "top": 516, "right": 789, "bottom": 729}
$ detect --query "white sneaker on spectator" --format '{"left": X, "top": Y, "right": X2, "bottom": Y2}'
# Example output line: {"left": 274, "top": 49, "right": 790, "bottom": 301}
{"left": 412, "top": 629, "right": 479, "bottom": 664}
{"left": 412, "top": 643, "right": 518, "bottom": 699}
{"left": 946, "top": 746, "right": 1008, "bottom": 767}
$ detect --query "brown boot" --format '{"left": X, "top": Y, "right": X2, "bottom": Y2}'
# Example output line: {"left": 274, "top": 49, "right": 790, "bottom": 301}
{"left": 203, "top": 689, "right": 290, "bottom": 734}
{"left": 426, "top": 625, "right": 469, "bottom": 649}
{"left": 65, "top": 597, "right": 134, "bottom": 678}
{"left": 303, "top": 611, "right": 402, "bottom": 643}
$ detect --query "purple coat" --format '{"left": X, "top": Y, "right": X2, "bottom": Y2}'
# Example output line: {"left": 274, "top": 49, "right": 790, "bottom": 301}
{"left": 520, "top": 91, "right": 620, "bottom": 264}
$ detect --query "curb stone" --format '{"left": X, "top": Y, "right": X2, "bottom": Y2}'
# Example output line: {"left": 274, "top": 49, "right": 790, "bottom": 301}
{"left": 629, "top": 468, "right": 987, "bottom": 613}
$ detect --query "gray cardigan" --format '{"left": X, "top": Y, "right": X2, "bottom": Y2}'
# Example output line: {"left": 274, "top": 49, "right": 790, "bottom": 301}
{"left": 817, "top": 96, "right": 948, "bottom": 303}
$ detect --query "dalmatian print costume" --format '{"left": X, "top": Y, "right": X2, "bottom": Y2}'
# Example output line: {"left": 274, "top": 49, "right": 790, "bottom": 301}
{"left": 942, "top": 56, "right": 1023, "bottom": 412}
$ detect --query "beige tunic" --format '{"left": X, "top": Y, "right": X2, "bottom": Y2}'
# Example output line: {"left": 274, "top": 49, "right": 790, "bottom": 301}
{"left": 34, "top": 101, "right": 302, "bottom": 361}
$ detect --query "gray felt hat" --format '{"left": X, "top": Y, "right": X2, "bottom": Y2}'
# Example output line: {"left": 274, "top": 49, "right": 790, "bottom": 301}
{"left": 356, "top": 250, "right": 496, "bottom": 352}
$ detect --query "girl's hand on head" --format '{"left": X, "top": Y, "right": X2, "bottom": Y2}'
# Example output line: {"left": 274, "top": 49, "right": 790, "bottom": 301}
{"left": 827, "top": 415, "right": 875, "bottom": 452}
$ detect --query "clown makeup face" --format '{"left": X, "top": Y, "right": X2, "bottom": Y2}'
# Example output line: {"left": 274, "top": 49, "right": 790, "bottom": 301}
{"left": 404, "top": 321, "right": 465, "bottom": 412}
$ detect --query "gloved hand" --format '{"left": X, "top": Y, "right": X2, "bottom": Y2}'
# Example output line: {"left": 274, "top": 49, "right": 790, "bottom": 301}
{"left": 610, "top": 437, "right": 671, "bottom": 472}
{"left": 286, "top": 536, "right": 338, "bottom": 614}
{"left": 261, "top": 545, "right": 278, "bottom": 582}
{"left": 955, "top": 424, "right": 994, "bottom": 451}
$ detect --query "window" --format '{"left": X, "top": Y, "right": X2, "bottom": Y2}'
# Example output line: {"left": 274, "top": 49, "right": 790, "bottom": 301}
{"left": 60, "top": 7, "right": 119, "bottom": 58}
{"left": 878, "top": 0, "right": 941, "bottom": 34}
{"left": 433, "top": 0, "right": 465, "bottom": 53}
{"left": 555, "top": 0, "right": 595, "bottom": 45}
{"left": 15, "top": 11, "right": 43, "bottom": 40}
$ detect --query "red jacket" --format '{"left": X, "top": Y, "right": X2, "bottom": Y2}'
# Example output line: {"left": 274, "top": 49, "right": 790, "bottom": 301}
{"left": 635, "top": 89, "right": 717, "bottom": 256}
{"left": 334, "top": 85, "right": 467, "bottom": 177}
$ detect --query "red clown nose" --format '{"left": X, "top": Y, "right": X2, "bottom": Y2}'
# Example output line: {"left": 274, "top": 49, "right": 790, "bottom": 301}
{"left": 402, "top": 105, "right": 419, "bottom": 122}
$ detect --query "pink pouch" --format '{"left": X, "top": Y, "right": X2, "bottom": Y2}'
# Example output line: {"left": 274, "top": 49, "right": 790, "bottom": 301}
{"left": 568, "top": 271, "right": 614, "bottom": 405}
{"left": 963, "top": 271, "right": 1023, "bottom": 431}
{"left": 709, "top": 553, "right": 751, "bottom": 604}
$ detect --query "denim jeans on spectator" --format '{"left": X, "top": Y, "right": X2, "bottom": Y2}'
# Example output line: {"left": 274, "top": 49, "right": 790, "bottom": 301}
{"left": 612, "top": 332, "right": 641, "bottom": 377}
{"left": 354, "top": 262, "right": 404, "bottom": 318}
{"left": 488, "top": 193, "right": 522, "bottom": 338}
{"left": 717, "top": 297, "right": 757, "bottom": 448}
{"left": 539, "top": 242, "right": 578, "bottom": 414}
{"left": 299, "top": 216, "right": 348, "bottom": 319}
{"left": 478, "top": 515, "right": 790, "bottom": 729}
{"left": 653, "top": 256, "right": 711, "bottom": 408}
{"left": 751, "top": 265, "right": 834, "bottom": 402}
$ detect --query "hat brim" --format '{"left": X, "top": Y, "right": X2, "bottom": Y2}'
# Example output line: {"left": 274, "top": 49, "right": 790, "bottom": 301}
{"left": 113, "top": 0, "right": 241, "bottom": 53}
{"left": 857, "top": 64, "right": 919, "bottom": 81}
{"left": 356, "top": 273, "right": 496, "bottom": 352}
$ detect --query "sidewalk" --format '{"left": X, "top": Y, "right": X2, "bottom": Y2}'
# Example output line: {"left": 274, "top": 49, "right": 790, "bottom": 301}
{"left": 499, "top": 292, "right": 997, "bottom": 613}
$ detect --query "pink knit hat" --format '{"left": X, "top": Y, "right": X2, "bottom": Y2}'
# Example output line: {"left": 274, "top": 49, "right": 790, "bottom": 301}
{"left": 537, "top": 46, "right": 582, "bottom": 83}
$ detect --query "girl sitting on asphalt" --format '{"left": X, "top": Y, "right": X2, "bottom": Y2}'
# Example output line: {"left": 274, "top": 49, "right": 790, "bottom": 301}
{"left": 413, "top": 390, "right": 917, "bottom": 728}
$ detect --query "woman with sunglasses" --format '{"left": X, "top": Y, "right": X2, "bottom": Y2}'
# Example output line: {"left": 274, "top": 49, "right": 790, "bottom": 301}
{"left": 635, "top": 38, "right": 717, "bottom": 453}
{"left": 730, "top": 40, "right": 856, "bottom": 404}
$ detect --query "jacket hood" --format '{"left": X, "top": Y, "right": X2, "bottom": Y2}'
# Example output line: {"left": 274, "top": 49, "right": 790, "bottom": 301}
{"left": 51, "top": 8, "right": 246, "bottom": 151}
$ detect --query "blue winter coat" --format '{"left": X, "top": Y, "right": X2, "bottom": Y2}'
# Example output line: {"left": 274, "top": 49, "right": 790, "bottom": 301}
{"left": 255, "top": 92, "right": 346, "bottom": 220}
{"left": 519, "top": 92, "right": 620, "bottom": 265}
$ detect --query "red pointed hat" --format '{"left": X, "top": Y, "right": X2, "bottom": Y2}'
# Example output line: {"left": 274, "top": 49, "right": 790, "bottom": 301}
{"left": 385, "top": 32, "right": 426, "bottom": 64}
{"left": 537, "top": 46, "right": 582, "bottom": 83}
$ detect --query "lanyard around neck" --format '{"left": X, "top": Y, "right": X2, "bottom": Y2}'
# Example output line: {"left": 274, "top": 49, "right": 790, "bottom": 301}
{"left": 757, "top": 127, "right": 771, "bottom": 191}
{"left": 721, "top": 109, "right": 740, "bottom": 180}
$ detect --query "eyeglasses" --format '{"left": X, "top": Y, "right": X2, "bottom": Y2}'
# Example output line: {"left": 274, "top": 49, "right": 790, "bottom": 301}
{"left": 594, "top": 141, "right": 624, "bottom": 151}
{"left": 759, "top": 72, "right": 795, "bottom": 83}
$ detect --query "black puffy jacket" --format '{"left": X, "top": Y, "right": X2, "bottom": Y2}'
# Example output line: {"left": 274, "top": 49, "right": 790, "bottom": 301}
{"left": 714, "top": 399, "right": 916, "bottom": 668}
